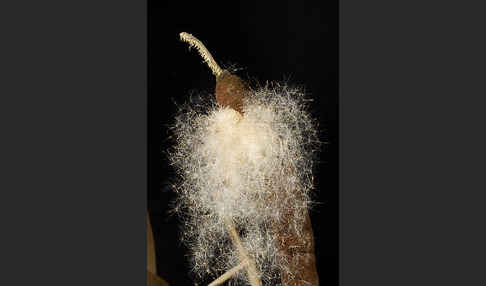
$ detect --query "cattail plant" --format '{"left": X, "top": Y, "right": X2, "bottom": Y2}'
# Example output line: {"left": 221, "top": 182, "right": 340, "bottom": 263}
{"left": 168, "top": 32, "right": 320, "bottom": 286}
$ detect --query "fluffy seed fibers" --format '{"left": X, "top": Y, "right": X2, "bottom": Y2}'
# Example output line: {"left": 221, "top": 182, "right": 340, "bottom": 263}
{"left": 168, "top": 82, "right": 320, "bottom": 285}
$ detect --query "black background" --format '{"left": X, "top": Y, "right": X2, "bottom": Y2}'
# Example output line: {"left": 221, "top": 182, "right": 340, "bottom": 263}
{"left": 148, "top": 1, "right": 338, "bottom": 285}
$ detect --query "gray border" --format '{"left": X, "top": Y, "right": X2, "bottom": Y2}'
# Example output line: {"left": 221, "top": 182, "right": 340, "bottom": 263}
{"left": 341, "top": 0, "right": 486, "bottom": 285}
{"left": 2, "top": 0, "right": 146, "bottom": 284}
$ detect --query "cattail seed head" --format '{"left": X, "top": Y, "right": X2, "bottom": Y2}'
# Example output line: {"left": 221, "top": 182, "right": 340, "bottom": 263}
{"left": 169, "top": 82, "right": 320, "bottom": 285}
{"left": 176, "top": 32, "right": 320, "bottom": 286}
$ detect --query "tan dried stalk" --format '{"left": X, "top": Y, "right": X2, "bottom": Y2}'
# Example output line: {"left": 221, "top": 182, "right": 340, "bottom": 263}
{"left": 179, "top": 32, "right": 223, "bottom": 77}
{"left": 225, "top": 219, "right": 262, "bottom": 286}
{"left": 207, "top": 261, "right": 247, "bottom": 286}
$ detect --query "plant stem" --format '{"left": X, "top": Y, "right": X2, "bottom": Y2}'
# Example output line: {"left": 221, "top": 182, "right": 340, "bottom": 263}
{"left": 225, "top": 218, "right": 262, "bottom": 286}
{"left": 207, "top": 261, "right": 247, "bottom": 286}
{"left": 179, "top": 32, "right": 223, "bottom": 77}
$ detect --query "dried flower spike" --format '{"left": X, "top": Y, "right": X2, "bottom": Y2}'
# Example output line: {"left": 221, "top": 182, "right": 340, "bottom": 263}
{"left": 180, "top": 32, "right": 223, "bottom": 77}
{"left": 179, "top": 32, "right": 249, "bottom": 114}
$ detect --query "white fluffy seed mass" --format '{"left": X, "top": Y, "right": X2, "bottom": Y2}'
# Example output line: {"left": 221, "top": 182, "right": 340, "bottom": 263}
{"left": 169, "top": 82, "right": 320, "bottom": 285}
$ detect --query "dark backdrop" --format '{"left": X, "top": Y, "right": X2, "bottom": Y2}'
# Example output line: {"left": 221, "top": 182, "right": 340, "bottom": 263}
{"left": 148, "top": 1, "right": 338, "bottom": 285}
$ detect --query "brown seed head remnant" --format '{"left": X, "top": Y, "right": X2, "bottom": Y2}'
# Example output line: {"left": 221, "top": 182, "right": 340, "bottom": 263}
{"left": 215, "top": 70, "right": 249, "bottom": 114}
{"left": 179, "top": 32, "right": 249, "bottom": 114}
